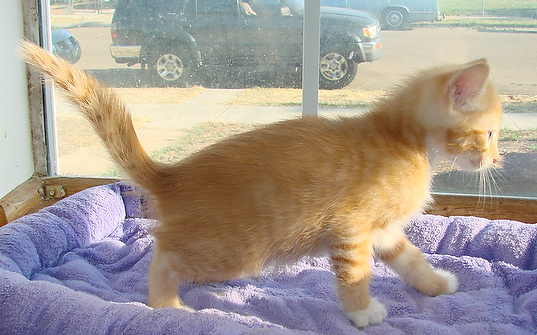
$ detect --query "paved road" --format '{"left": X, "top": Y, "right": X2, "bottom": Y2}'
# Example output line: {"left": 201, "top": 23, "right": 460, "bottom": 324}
{"left": 68, "top": 26, "right": 537, "bottom": 95}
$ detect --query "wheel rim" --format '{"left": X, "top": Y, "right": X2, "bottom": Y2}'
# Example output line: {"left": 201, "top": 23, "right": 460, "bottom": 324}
{"left": 386, "top": 10, "right": 404, "bottom": 28}
{"left": 319, "top": 53, "right": 348, "bottom": 82}
{"left": 156, "top": 53, "right": 184, "bottom": 81}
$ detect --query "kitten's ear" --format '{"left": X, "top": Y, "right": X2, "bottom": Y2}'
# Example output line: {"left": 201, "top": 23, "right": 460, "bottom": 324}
{"left": 448, "top": 59, "right": 490, "bottom": 111}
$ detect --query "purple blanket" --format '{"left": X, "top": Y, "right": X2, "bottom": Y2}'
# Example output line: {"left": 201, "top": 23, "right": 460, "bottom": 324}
{"left": 1, "top": 182, "right": 536, "bottom": 334}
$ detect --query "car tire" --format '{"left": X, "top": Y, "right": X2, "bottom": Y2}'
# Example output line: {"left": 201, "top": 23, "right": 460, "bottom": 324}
{"left": 148, "top": 46, "right": 193, "bottom": 86}
{"left": 318, "top": 52, "right": 357, "bottom": 90}
{"left": 382, "top": 8, "right": 407, "bottom": 30}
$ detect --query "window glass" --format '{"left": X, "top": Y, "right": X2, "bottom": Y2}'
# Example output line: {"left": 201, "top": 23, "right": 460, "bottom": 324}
{"left": 117, "top": 0, "right": 170, "bottom": 17}
{"left": 50, "top": 0, "right": 312, "bottom": 177}
{"left": 49, "top": 0, "right": 536, "bottom": 198}
{"left": 181, "top": 0, "right": 196, "bottom": 15}
{"left": 198, "top": 0, "right": 238, "bottom": 15}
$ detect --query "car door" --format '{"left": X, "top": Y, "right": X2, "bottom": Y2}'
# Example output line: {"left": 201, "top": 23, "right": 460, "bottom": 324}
{"left": 233, "top": 0, "right": 303, "bottom": 69}
{"left": 178, "top": 0, "right": 240, "bottom": 66}
{"left": 347, "top": 0, "right": 389, "bottom": 16}
{"left": 113, "top": 0, "right": 171, "bottom": 45}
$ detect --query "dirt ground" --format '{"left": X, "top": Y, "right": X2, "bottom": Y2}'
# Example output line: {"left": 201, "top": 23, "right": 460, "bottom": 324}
{"left": 57, "top": 112, "right": 537, "bottom": 197}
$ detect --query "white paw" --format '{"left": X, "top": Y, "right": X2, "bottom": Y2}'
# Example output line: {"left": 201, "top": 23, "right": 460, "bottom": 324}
{"left": 345, "top": 298, "right": 387, "bottom": 328}
{"left": 180, "top": 305, "right": 197, "bottom": 313}
{"left": 435, "top": 269, "right": 459, "bottom": 294}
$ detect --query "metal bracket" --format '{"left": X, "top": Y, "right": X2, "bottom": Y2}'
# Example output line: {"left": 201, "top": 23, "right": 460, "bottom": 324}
{"left": 45, "top": 185, "right": 66, "bottom": 200}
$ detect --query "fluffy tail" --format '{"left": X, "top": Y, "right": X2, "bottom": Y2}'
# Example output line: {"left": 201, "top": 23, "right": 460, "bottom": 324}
{"left": 21, "top": 41, "right": 163, "bottom": 191}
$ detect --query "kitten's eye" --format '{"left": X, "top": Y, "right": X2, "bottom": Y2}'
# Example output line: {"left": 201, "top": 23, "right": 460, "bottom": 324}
{"left": 487, "top": 131, "right": 495, "bottom": 142}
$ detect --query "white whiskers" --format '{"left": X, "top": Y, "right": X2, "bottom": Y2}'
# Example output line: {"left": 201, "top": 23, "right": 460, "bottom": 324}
{"left": 477, "top": 164, "right": 504, "bottom": 207}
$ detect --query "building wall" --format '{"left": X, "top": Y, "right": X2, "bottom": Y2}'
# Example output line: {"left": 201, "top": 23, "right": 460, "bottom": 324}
{"left": 0, "top": 0, "right": 35, "bottom": 198}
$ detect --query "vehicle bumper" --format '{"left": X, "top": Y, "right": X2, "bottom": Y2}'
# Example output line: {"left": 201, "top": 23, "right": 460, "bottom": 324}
{"left": 110, "top": 44, "right": 141, "bottom": 62}
{"left": 355, "top": 39, "right": 382, "bottom": 63}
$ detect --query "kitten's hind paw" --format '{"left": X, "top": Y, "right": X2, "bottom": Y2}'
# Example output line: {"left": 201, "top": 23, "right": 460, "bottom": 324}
{"left": 345, "top": 298, "right": 387, "bottom": 328}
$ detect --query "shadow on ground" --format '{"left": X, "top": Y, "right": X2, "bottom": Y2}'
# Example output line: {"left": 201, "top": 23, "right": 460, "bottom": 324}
{"left": 86, "top": 67, "right": 302, "bottom": 89}
{"left": 433, "top": 153, "right": 537, "bottom": 198}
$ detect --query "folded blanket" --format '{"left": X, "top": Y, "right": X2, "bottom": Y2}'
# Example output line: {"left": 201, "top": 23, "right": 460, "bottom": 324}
{"left": 0, "top": 182, "right": 536, "bottom": 334}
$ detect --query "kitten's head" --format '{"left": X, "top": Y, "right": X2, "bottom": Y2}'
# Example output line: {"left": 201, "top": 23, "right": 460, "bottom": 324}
{"left": 415, "top": 58, "right": 503, "bottom": 171}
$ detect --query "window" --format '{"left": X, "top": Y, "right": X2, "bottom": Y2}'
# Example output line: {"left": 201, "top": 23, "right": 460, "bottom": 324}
{"left": 117, "top": 0, "right": 171, "bottom": 17}
{"left": 47, "top": 0, "right": 536, "bottom": 198}
{"left": 197, "top": 0, "right": 238, "bottom": 15}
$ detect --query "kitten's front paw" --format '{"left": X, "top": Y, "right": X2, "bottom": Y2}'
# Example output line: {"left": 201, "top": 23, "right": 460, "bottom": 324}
{"left": 345, "top": 298, "right": 387, "bottom": 328}
{"left": 435, "top": 269, "right": 459, "bottom": 294}
{"left": 417, "top": 269, "right": 459, "bottom": 296}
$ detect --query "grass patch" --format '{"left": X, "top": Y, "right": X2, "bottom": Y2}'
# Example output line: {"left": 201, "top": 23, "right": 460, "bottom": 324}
{"left": 113, "top": 124, "right": 537, "bottom": 175}
{"left": 499, "top": 128, "right": 537, "bottom": 154}
{"left": 56, "top": 86, "right": 206, "bottom": 105}
{"left": 500, "top": 130, "right": 523, "bottom": 141}
{"left": 501, "top": 95, "right": 537, "bottom": 113}
{"left": 500, "top": 129, "right": 537, "bottom": 142}
{"left": 56, "top": 116, "right": 99, "bottom": 155}
{"left": 418, "top": 17, "right": 537, "bottom": 29}
{"left": 86, "top": 86, "right": 537, "bottom": 113}
{"left": 225, "top": 87, "right": 386, "bottom": 108}
{"left": 150, "top": 122, "right": 259, "bottom": 164}
{"left": 415, "top": 0, "right": 537, "bottom": 29}
{"left": 113, "top": 86, "right": 205, "bottom": 104}
{"left": 103, "top": 122, "right": 257, "bottom": 175}
{"left": 102, "top": 168, "right": 124, "bottom": 178}
{"left": 226, "top": 88, "right": 537, "bottom": 113}
{"left": 440, "top": 0, "right": 537, "bottom": 17}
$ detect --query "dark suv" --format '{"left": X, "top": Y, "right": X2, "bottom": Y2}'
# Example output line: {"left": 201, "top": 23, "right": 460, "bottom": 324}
{"left": 110, "top": 0, "right": 381, "bottom": 89}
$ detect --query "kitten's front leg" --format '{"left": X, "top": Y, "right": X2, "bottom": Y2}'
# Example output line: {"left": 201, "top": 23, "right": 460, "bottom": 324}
{"left": 332, "top": 240, "right": 388, "bottom": 327}
{"left": 375, "top": 233, "right": 459, "bottom": 297}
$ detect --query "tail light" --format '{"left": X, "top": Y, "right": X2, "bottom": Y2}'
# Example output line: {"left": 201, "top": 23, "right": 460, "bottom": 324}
{"left": 111, "top": 22, "right": 118, "bottom": 43}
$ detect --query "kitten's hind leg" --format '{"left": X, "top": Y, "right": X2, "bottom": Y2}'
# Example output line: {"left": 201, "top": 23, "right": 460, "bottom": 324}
{"left": 375, "top": 234, "right": 459, "bottom": 296}
{"left": 148, "top": 244, "right": 194, "bottom": 311}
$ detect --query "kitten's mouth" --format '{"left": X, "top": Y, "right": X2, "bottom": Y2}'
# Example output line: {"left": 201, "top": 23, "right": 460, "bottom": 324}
{"left": 466, "top": 156, "right": 498, "bottom": 172}
{"left": 456, "top": 156, "right": 490, "bottom": 171}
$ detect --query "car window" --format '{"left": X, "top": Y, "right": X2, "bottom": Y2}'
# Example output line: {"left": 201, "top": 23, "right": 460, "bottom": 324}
{"left": 250, "top": 0, "right": 289, "bottom": 17}
{"left": 197, "top": 0, "right": 238, "bottom": 15}
{"left": 119, "top": 0, "right": 170, "bottom": 17}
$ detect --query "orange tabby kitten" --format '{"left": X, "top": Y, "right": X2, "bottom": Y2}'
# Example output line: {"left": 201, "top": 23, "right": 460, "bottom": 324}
{"left": 22, "top": 41, "right": 502, "bottom": 328}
